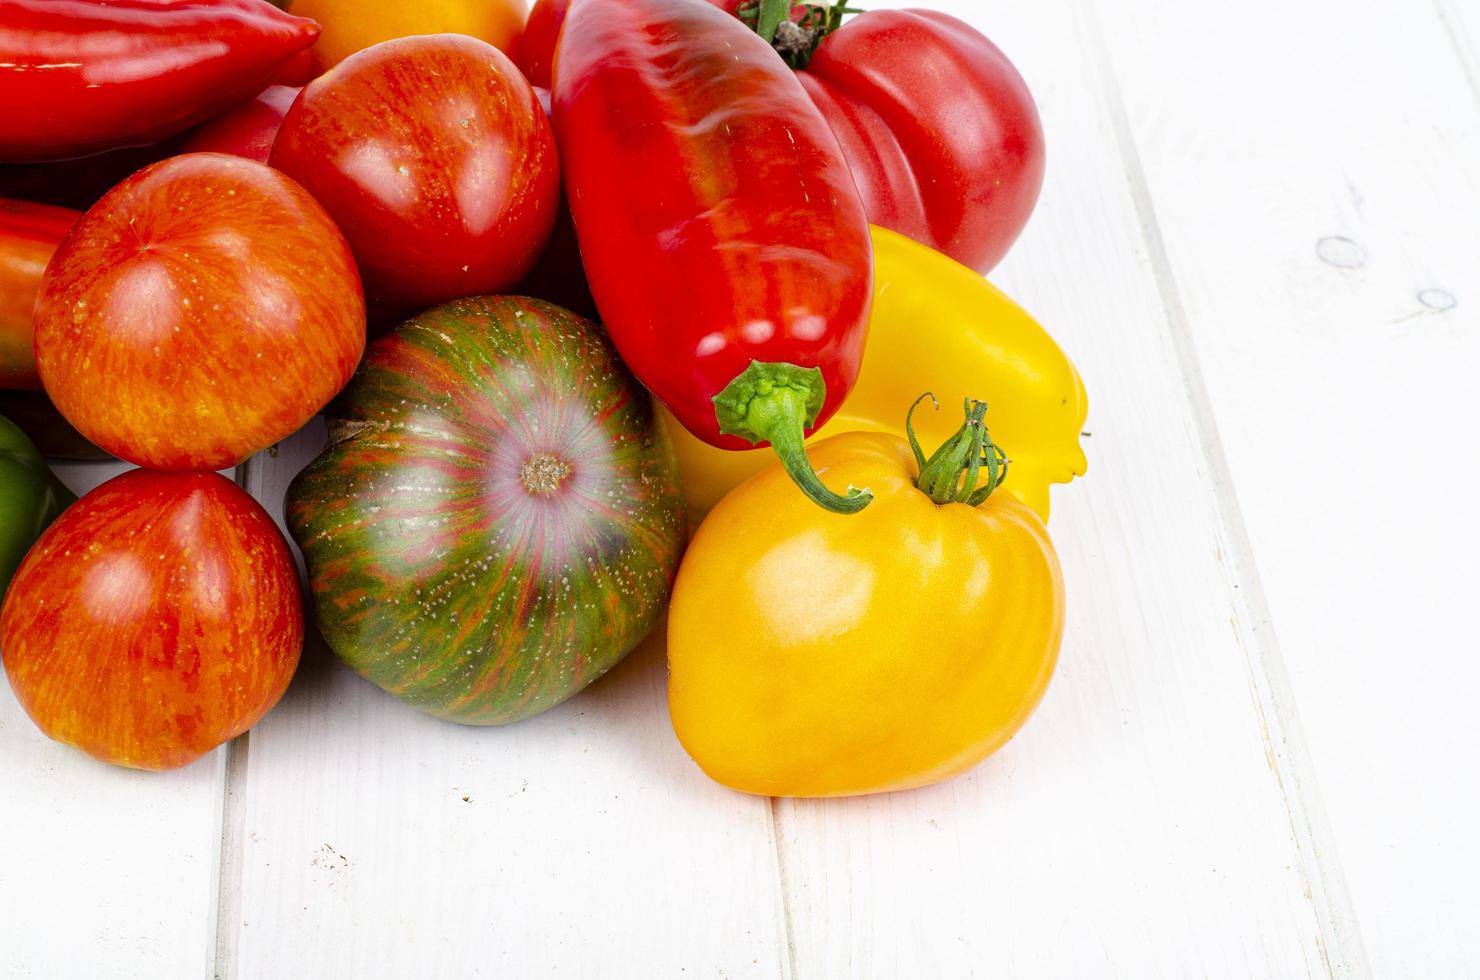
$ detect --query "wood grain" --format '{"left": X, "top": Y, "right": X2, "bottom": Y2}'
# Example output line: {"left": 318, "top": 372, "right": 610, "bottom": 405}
{"left": 1102, "top": 0, "right": 1480, "bottom": 974}
{"left": 217, "top": 425, "right": 787, "bottom": 978}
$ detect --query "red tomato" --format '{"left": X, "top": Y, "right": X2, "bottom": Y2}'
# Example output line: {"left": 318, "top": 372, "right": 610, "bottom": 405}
{"left": 518, "top": 0, "right": 568, "bottom": 88}
{"left": 798, "top": 9, "right": 1043, "bottom": 274}
{"left": 271, "top": 49, "right": 318, "bottom": 86}
{"left": 523, "top": 0, "right": 1042, "bottom": 273}
{"left": 180, "top": 85, "right": 301, "bottom": 163}
{"left": 270, "top": 35, "right": 560, "bottom": 320}
{"left": 33, "top": 153, "right": 365, "bottom": 471}
{"left": 1, "top": 470, "right": 303, "bottom": 771}
{"left": 0, "top": 198, "right": 77, "bottom": 390}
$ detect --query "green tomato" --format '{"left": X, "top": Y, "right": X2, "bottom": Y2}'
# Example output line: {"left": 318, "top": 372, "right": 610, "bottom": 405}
{"left": 286, "top": 297, "right": 686, "bottom": 725}
{"left": 0, "top": 414, "right": 74, "bottom": 593}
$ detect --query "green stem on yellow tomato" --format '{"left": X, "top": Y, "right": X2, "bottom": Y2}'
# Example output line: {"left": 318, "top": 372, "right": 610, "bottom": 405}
{"left": 907, "top": 393, "right": 1010, "bottom": 506}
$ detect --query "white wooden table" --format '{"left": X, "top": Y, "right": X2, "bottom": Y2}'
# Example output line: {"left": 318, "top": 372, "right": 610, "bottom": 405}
{"left": 4, "top": 0, "right": 1479, "bottom": 976}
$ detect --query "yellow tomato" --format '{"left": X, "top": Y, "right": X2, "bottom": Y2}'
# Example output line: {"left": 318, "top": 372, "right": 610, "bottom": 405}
{"left": 289, "top": 0, "right": 526, "bottom": 71}
{"left": 667, "top": 417, "right": 1064, "bottom": 798}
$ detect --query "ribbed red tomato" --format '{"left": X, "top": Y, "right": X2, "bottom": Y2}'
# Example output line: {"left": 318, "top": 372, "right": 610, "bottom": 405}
{"left": 1, "top": 470, "right": 303, "bottom": 771}
{"left": 33, "top": 153, "right": 365, "bottom": 471}
{"left": 790, "top": 7, "right": 1043, "bottom": 274}
{"left": 271, "top": 34, "right": 560, "bottom": 320}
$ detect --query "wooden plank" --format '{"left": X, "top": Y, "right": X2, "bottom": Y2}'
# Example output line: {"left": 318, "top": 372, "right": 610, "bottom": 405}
{"left": 220, "top": 425, "right": 787, "bottom": 979}
{"left": 768, "top": 1, "right": 1340, "bottom": 976}
{"left": 0, "top": 458, "right": 226, "bottom": 980}
{"left": 1099, "top": 0, "right": 1480, "bottom": 975}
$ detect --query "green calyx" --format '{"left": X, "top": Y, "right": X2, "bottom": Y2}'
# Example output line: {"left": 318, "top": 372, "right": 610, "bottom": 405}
{"left": 907, "top": 393, "right": 1010, "bottom": 506}
{"left": 713, "top": 361, "right": 871, "bottom": 514}
{"left": 739, "top": 0, "right": 863, "bottom": 69}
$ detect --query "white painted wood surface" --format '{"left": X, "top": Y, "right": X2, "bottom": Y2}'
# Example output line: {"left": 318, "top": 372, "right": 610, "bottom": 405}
{"left": 2, "top": 0, "right": 1477, "bottom": 976}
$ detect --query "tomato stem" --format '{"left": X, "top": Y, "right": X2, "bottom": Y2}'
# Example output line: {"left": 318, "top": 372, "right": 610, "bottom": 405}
{"left": 739, "top": 0, "right": 862, "bottom": 69}
{"left": 908, "top": 394, "right": 1010, "bottom": 506}
{"left": 714, "top": 361, "right": 871, "bottom": 514}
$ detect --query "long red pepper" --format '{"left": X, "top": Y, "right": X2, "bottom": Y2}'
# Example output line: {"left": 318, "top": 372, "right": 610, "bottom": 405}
{"left": 0, "top": 199, "right": 78, "bottom": 390}
{"left": 0, "top": 0, "right": 319, "bottom": 162}
{"left": 553, "top": 0, "right": 874, "bottom": 512}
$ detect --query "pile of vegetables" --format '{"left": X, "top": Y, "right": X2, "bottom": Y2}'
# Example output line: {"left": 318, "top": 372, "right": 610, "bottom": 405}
{"left": 0, "top": 0, "right": 1087, "bottom": 797}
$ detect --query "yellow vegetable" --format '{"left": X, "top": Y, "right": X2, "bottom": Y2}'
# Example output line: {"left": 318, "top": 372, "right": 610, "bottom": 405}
{"left": 668, "top": 402, "right": 1063, "bottom": 797}
{"left": 288, "top": 0, "right": 525, "bottom": 71}
{"left": 659, "top": 225, "right": 1088, "bottom": 521}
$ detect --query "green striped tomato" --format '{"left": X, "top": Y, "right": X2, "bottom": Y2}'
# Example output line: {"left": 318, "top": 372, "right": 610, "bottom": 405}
{"left": 286, "top": 296, "right": 686, "bottom": 725}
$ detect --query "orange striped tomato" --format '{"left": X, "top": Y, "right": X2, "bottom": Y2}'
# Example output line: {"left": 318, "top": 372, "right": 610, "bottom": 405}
{"left": 1, "top": 470, "right": 303, "bottom": 771}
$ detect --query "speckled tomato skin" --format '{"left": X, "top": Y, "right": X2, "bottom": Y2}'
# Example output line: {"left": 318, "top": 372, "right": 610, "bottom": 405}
{"left": 270, "top": 35, "right": 560, "bottom": 320}
{"left": 33, "top": 153, "right": 366, "bottom": 471}
{"left": 0, "top": 470, "right": 304, "bottom": 771}
{"left": 286, "top": 296, "right": 686, "bottom": 725}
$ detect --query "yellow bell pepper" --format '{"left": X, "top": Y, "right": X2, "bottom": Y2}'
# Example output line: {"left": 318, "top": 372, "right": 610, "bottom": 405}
{"left": 659, "top": 225, "right": 1088, "bottom": 522}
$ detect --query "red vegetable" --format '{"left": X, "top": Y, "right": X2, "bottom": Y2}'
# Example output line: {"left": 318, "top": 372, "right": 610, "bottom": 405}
{"left": 180, "top": 85, "right": 301, "bottom": 163}
{"left": 1, "top": 469, "right": 303, "bottom": 771}
{"left": 526, "top": 0, "right": 1043, "bottom": 273}
{"left": 0, "top": 199, "right": 77, "bottom": 390}
{"left": 271, "top": 48, "right": 319, "bottom": 87}
{"left": 517, "top": 0, "right": 568, "bottom": 88}
{"left": 553, "top": 0, "right": 873, "bottom": 512}
{"left": 0, "top": 0, "right": 320, "bottom": 162}
{"left": 34, "top": 154, "right": 366, "bottom": 471}
{"left": 271, "top": 34, "right": 560, "bottom": 321}
{"left": 774, "top": 3, "right": 1043, "bottom": 274}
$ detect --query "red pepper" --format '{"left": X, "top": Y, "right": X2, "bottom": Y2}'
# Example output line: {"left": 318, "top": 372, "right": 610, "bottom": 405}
{"left": 553, "top": 0, "right": 874, "bottom": 513}
{"left": 0, "top": 0, "right": 320, "bottom": 162}
{"left": 0, "top": 198, "right": 78, "bottom": 390}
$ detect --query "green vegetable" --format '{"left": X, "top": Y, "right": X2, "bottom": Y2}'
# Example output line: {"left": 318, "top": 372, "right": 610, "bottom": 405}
{"left": 286, "top": 296, "right": 687, "bottom": 725}
{"left": 1, "top": 414, "right": 74, "bottom": 592}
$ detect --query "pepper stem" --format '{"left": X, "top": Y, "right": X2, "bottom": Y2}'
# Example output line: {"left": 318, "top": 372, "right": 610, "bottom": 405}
{"left": 907, "top": 393, "right": 1010, "bottom": 506}
{"left": 713, "top": 361, "right": 871, "bottom": 514}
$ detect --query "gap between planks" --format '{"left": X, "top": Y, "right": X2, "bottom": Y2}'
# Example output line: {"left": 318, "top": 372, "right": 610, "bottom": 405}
{"left": 207, "top": 455, "right": 260, "bottom": 980}
{"left": 209, "top": 733, "right": 250, "bottom": 980}
{"left": 1081, "top": 6, "right": 1369, "bottom": 977}
{"left": 768, "top": 796, "right": 800, "bottom": 980}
